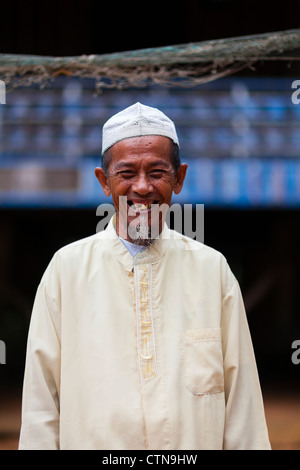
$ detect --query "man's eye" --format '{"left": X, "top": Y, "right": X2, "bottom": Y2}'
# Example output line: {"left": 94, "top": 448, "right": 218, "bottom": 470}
{"left": 150, "top": 170, "right": 166, "bottom": 177}
{"left": 119, "top": 171, "right": 135, "bottom": 177}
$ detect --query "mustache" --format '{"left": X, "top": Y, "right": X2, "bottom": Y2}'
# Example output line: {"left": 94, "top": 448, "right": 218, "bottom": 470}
{"left": 118, "top": 196, "right": 169, "bottom": 214}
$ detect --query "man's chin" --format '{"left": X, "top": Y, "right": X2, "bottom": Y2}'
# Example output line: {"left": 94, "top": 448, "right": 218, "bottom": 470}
{"left": 130, "top": 237, "right": 155, "bottom": 247}
{"left": 127, "top": 223, "right": 156, "bottom": 247}
{"left": 116, "top": 209, "right": 163, "bottom": 244}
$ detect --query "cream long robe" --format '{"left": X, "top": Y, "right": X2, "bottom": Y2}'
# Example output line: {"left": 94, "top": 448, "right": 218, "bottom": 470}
{"left": 19, "top": 217, "right": 271, "bottom": 450}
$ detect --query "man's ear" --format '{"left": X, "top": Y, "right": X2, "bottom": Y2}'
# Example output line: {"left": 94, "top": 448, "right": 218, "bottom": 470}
{"left": 95, "top": 167, "right": 111, "bottom": 197}
{"left": 173, "top": 163, "right": 188, "bottom": 195}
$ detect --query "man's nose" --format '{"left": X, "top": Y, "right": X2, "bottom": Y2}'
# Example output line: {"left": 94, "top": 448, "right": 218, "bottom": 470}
{"left": 132, "top": 173, "right": 153, "bottom": 194}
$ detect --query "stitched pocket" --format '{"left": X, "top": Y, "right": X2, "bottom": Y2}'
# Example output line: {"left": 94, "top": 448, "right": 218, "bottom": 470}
{"left": 183, "top": 328, "right": 224, "bottom": 395}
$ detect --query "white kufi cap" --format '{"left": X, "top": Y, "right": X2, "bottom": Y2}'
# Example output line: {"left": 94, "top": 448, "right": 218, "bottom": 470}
{"left": 102, "top": 102, "right": 179, "bottom": 154}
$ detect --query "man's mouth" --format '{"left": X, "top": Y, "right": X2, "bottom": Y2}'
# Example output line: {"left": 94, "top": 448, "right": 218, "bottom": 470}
{"left": 127, "top": 201, "right": 159, "bottom": 212}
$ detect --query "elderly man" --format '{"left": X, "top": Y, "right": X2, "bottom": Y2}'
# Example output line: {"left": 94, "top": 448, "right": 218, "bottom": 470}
{"left": 19, "top": 102, "right": 271, "bottom": 450}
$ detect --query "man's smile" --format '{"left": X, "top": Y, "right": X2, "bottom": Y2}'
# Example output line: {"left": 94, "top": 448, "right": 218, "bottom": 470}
{"left": 127, "top": 200, "right": 160, "bottom": 213}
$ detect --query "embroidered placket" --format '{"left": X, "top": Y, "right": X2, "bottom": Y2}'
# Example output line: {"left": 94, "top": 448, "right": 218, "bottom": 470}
{"left": 134, "top": 263, "right": 158, "bottom": 385}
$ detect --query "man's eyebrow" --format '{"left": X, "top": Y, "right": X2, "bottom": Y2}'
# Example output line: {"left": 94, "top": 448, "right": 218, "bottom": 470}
{"left": 114, "top": 162, "right": 136, "bottom": 170}
{"left": 114, "top": 160, "right": 171, "bottom": 171}
{"left": 147, "top": 159, "right": 170, "bottom": 168}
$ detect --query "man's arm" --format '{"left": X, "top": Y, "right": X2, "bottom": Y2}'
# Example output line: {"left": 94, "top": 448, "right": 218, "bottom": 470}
{"left": 221, "top": 275, "right": 271, "bottom": 450}
{"left": 19, "top": 276, "right": 61, "bottom": 450}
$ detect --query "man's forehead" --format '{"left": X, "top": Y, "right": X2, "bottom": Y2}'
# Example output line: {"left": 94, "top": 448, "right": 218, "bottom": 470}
{"left": 110, "top": 136, "right": 172, "bottom": 164}
{"left": 110, "top": 135, "right": 172, "bottom": 158}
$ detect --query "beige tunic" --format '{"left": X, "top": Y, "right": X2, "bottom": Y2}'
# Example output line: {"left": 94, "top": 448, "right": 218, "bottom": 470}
{"left": 19, "top": 217, "right": 271, "bottom": 450}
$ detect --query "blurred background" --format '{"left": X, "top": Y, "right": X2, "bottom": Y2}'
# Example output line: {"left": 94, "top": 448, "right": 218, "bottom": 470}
{"left": 0, "top": 0, "right": 300, "bottom": 450}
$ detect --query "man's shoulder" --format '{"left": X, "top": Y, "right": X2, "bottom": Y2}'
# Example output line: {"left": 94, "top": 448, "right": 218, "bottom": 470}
{"left": 39, "top": 229, "right": 118, "bottom": 288}
{"left": 168, "top": 229, "right": 236, "bottom": 295}
{"left": 53, "top": 229, "right": 114, "bottom": 262}
{"left": 60, "top": 232, "right": 102, "bottom": 250}
{"left": 168, "top": 228, "right": 225, "bottom": 261}
{"left": 55, "top": 233, "right": 97, "bottom": 254}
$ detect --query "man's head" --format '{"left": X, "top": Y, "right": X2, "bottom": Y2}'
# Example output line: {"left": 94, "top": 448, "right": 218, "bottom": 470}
{"left": 95, "top": 103, "right": 188, "bottom": 245}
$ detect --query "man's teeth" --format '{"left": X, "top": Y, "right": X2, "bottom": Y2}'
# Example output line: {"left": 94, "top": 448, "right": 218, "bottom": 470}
{"left": 131, "top": 203, "right": 152, "bottom": 211}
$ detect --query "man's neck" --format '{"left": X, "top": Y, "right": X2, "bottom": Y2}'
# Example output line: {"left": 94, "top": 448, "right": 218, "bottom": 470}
{"left": 119, "top": 237, "right": 148, "bottom": 257}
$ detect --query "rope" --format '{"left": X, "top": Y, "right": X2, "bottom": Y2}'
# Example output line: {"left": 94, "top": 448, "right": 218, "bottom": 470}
{"left": 1, "top": 28, "right": 300, "bottom": 90}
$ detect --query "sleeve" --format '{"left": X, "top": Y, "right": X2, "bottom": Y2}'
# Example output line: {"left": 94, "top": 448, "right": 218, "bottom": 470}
{"left": 18, "top": 257, "right": 61, "bottom": 450}
{"left": 221, "top": 272, "right": 271, "bottom": 450}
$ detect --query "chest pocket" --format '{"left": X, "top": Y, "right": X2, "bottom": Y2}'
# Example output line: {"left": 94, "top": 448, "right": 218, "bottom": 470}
{"left": 183, "top": 328, "right": 224, "bottom": 395}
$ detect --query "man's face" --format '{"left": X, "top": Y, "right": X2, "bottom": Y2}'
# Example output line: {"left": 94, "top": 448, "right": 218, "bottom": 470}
{"left": 95, "top": 135, "right": 187, "bottom": 245}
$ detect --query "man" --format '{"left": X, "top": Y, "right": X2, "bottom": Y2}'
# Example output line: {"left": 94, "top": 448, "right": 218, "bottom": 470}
{"left": 19, "top": 102, "right": 271, "bottom": 450}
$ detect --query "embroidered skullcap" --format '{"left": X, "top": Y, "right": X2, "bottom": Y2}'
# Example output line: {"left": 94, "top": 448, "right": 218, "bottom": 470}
{"left": 101, "top": 102, "right": 179, "bottom": 154}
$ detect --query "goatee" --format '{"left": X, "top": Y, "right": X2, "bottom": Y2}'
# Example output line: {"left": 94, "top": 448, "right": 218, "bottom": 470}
{"left": 128, "top": 223, "right": 155, "bottom": 247}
